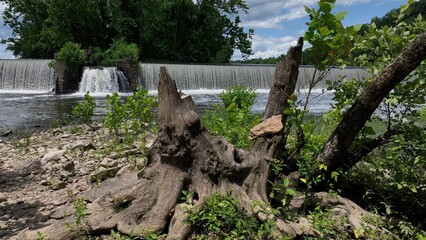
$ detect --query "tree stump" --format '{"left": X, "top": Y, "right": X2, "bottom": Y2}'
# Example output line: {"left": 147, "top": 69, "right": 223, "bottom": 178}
{"left": 18, "top": 38, "right": 304, "bottom": 239}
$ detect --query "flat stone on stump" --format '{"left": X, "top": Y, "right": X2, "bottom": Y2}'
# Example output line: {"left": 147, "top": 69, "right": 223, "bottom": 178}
{"left": 250, "top": 115, "right": 283, "bottom": 139}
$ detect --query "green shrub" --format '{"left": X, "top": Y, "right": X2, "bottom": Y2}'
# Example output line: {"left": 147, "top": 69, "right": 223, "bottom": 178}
{"left": 71, "top": 92, "right": 96, "bottom": 124}
{"left": 104, "top": 88, "right": 157, "bottom": 143}
{"left": 186, "top": 192, "right": 274, "bottom": 239}
{"left": 219, "top": 85, "right": 256, "bottom": 111}
{"left": 57, "top": 42, "right": 86, "bottom": 72}
{"left": 345, "top": 121, "right": 426, "bottom": 227}
{"left": 104, "top": 92, "right": 127, "bottom": 136}
{"left": 202, "top": 85, "right": 260, "bottom": 149}
{"left": 102, "top": 38, "right": 139, "bottom": 66}
{"left": 87, "top": 46, "right": 105, "bottom": 66}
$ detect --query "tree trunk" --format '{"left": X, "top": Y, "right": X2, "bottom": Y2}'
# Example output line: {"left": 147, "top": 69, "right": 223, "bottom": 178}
{"left": 315, "top": 30, "right": 426, "bottom": 172}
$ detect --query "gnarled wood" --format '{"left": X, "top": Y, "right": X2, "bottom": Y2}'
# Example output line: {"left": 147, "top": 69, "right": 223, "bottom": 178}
{"left": 18, "top": 62, "right": 305, "bottom": 239}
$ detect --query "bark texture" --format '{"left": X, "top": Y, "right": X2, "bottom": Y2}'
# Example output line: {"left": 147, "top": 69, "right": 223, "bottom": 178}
{"left": 253, "top": 37, "right": 303, "bottom": 159}
{"left": 315, "top": 30, "right": 426, "bottom": 172}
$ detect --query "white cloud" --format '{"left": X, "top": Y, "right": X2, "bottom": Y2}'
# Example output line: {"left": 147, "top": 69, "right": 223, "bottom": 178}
{"left": 242, "top": 0, "right": 316, "bottom": 29}
{"left": 241, "top": 35, "right": 300, "bottom": 59}
{"left": 241, "top": 0, "right": 400, "bottom": 30}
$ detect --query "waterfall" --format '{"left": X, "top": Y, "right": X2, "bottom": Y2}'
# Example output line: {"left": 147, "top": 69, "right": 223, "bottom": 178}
{"left": 139, "top": 63, "right": 370, "bottom": 90}
{"left": 79, "top": 67, "right": 131, "bottom": 93}
{"left": 0, "top": 59, "right": 55, "bottom": 91}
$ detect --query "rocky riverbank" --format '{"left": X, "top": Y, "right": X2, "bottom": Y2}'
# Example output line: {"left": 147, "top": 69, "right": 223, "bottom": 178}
{"left": 0, "top": 123, "right": 153, "bottom": 239}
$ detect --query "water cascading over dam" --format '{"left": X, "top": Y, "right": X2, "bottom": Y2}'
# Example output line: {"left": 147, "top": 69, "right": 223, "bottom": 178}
{"left": 79, "top": 67, "right": 131, "bottom": 93}
{"left": 139, "top": 63, "right": 370, "bottom": 90}
{"left": 0, "top": 59, "right": 55, "bottom": 91}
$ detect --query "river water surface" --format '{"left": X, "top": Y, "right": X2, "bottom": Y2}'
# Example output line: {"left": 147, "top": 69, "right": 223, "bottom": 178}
{"left": 0, "top": 89, "right": 334, "bottom": 134}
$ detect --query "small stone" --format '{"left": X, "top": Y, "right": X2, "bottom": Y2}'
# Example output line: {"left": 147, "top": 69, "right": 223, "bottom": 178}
{"left": 63, "top": 161, "right": 75, "bottom": 173}
{"left": 0, "top": 192, "right": 7, "bottom": 203}
{"left": 50, "top": 205, "right": 75, "bottom": 219}
{"left": 136, "top": 157, "right": 147, "bottom": 169}
{"left": 40, "top": 180, "right": 51, "bottom": 186}
{"left": 59, "top": 170, "right": 73, "bottom": 180}
{"left": 0, "top": 221, "right": 7, "bottom": 229}
{"left": 52, "top": 199, "right": 66, "bottom": 206}
{"left": 28, "top": 160, "right": 45, "bottom": 175}
{"left": 0, "top": 193, "right": 7, "bottom": 203}
{"left": 36, "top": 212, "right": 50, "bottom": 222}
{"left": 41, "top": 150, "right": 66, "bottom": 165}
{"left": 116, "top": 165, "right": 133, "bottom": 177}
{"left": 52, "top": 181, "right": 67, "bottom": 190}
{"left": 88, "top": 166, "right": 121, "bottom": 183}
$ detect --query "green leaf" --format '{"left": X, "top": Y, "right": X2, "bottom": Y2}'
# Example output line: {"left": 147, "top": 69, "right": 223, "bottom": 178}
{"left": 363, "top": 126, "right": 375, "bottom": 135}
{"left": 335, "top": 11, "right": 347, "bottom": 21}
{"left": 353, "top": 24, "right": 363, "bottom": 32}
{"left": 283, "top": 177, "right": 290, "bottom": 187}
{"left": 286, "top": 189, "right": 296, "bottom": 196}
{"left": 304, "top": 5, "right": 312, "bottom": 14}
{"left": 284, "top": 108, "right": 294, "bottom": 115}
{"left": 319, "top": 26, "right": 331, "bottom": 35}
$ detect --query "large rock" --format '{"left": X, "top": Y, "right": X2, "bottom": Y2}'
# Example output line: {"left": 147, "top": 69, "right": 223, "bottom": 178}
{"left": 249, "top": 115, "right": 283, "bottom": 139}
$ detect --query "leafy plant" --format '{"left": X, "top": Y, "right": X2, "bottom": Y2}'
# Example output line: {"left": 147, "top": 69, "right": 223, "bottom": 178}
{"left": 202, "top": 85, "right": 260, "bottom": 149}
{"left": 186, "top": 192, "right": 274, "bottom": 239}
{"left": 13, "top": 132, "right": 31, "bottom": 149}
{"left": 304, "top": 0, "right": 362, "bottom": 70}
{"left": 102, "top": 38, "right": 139, "bottom": 66}
{"left": 66, "top": 197, "right": 88, "bottom": 237}
{"left": 36, "top": 231, "right": 48, "bottom": 240}
{"left": 71, "top": 92, "right": 96, "bottom": 124}
{"left": 104, "top": 88, "right": 157, "bottom": 144}
{"left": 269, "top": 177, "right": 297, "bottom": 214}
{"left": 218, "top": 84, "right": 256, "bottom": 111}
{"left": 306, "top": 205, "right": 351, "bottom": 239}
{"left": 56, "top": 42, "right": 86, "bottom": 72}
{"left": 104, "top": 92, "right": 128, "bottom": 136}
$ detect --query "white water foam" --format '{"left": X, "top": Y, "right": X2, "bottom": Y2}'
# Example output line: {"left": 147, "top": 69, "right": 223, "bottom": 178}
{"left": 79, "top": 67, "right": 130, "bottom": 94}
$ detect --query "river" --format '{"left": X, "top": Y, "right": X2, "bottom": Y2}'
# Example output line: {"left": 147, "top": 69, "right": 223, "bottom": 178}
{"left": 0, "top": 89, "right": 334, "bottom": 134}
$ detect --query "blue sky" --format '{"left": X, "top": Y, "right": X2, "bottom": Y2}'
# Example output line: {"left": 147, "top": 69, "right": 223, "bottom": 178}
{"left": 0, "top": 0, "right": 408, "bottom": 60}
{"left": 233, "top": 0, "right": 408, "bottom": 59}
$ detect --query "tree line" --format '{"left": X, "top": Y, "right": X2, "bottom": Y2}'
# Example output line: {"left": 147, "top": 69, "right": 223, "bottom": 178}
{"left": 0, "top": 0, "right": 253, "bottom": 63}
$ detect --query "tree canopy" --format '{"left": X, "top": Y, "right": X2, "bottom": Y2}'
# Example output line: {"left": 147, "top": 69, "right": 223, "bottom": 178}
{"left": 0, "top": 0, "right": 253, "bottom": 63}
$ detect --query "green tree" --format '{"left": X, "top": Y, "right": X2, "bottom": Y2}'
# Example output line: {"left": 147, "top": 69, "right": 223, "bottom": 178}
{"left": 1, "top": 0, "right": 253, "bottom": 63}
{"left": 0, "top": 0, "right": 54, "bottom": 58}
{"left": 47, "top": 0, "right": 106, "bottom": 49}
